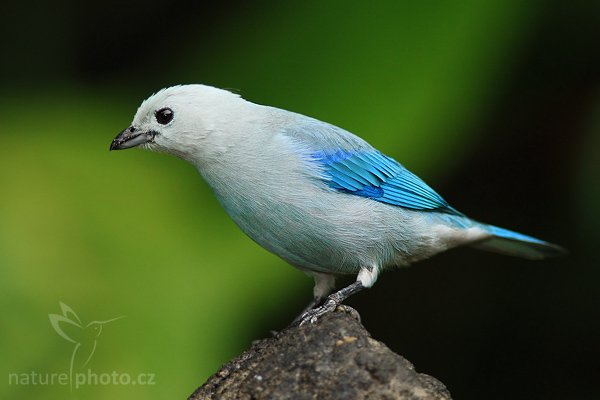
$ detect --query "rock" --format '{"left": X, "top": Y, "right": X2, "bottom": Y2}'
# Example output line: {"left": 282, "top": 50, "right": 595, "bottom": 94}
{"left": 189, "top": 307, "right": 451, "bottom": 400}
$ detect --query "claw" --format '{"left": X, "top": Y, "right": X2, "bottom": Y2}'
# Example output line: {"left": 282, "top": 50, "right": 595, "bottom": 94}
{"left": 295, "top": 280, "right": 366, "bottom": 326}
{"left": 298, "top": 299, "right": 338, "bottom": 326}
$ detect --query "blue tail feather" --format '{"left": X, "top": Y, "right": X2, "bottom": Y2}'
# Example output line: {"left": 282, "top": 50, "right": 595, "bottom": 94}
{"left": 471, "top": 224, "right": 567, "bottom": 260}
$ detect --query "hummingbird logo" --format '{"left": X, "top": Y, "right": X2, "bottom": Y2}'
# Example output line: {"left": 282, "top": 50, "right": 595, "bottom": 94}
{"left": 49, "top": 302, "right": 124, "bottom": 389}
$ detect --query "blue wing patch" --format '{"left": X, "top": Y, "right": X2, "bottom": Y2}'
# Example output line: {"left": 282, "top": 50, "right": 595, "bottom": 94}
{"left": 312, "top": 150, "right": 462, "bottom": 215}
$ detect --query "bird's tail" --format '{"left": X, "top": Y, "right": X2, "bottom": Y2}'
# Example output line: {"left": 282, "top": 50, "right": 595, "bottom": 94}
{"left": 470, "top": 224, "right": 567, "bottom": 260}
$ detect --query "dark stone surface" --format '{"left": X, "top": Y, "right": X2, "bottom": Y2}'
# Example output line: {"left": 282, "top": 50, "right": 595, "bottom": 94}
{"left": 189, "top": 308, "right": 451, "bottom": 400}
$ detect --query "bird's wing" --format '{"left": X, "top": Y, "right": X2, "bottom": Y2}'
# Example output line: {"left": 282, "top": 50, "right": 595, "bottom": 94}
{"left": 283, "top": 120, "right": 461, "bottom": 215}
{"left": 312, "top": 150, "right": 461, "bottom": 215}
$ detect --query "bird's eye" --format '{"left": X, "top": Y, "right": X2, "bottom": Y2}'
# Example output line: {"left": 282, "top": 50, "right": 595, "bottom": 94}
{"left": 155, "top": 108, "right": 174, "bottom": 125}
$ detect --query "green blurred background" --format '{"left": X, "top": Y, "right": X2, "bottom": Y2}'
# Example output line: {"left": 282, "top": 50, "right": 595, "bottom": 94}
{"left": 1, "top": 1, "right": 598, "bottom": 399}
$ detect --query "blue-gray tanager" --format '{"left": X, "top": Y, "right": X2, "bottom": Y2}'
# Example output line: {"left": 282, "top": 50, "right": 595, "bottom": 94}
{"left": 110, "top": 84, "right": 565, "bottom": 324}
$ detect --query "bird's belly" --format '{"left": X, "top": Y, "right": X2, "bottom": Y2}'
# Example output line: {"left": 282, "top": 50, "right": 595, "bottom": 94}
{"left": 221, "top": 200, "right": 356, "bottom": 273}
{"left": 215, "top": 187, "right": 429, "bottom": 274}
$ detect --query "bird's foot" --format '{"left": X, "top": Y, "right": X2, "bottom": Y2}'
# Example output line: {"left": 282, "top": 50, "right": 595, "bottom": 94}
{"left": 298, "top": 298, "right": 338, "bottom": 326}
{"left": 289, "top": 297, "right": 324, "bottom": 327}
{"left": 297, "top": 303, "right": 361, "bottom": 327}
{"left": 297, "top": 281, "right": 365, "bottom": 326}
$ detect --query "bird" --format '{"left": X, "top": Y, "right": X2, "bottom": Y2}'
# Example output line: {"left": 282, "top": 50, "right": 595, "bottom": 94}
{"left": 110, "top": 84, "right": 566, "bottom": 325}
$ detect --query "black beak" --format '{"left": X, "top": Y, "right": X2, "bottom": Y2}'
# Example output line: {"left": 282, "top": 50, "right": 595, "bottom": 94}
{"left": 110, "top": 127, "right": 155, "bottom": 151}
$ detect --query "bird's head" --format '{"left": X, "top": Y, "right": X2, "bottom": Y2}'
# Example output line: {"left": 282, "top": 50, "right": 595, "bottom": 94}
{"left": 110, "top": 84, "right": 247, "bottom": 164}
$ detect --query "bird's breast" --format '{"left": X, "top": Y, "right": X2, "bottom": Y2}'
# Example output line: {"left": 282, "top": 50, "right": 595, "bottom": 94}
{"left": 195, "top": 135, "right": 372, "bottom": 273}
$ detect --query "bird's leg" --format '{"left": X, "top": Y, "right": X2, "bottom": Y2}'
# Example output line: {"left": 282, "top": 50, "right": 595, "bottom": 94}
{"left": 290, "top": 296, "right": 325, "bottom": 326}
{"left": 298, "top": 281, "right": 364, "bottom": 326}
{"left": 290, "top": 272, "right": 335, "bottom": 326}
{"left": 297, "top": 266, "right": 378, "bottom": 326}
